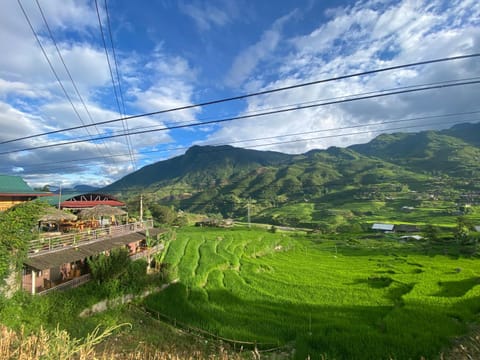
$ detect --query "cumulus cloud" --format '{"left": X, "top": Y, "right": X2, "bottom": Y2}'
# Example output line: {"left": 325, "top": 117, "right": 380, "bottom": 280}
{"left": 0, "top": 0, "right": 195, "bottom": 185}
{"left": 208, "top": 0, "right": 480, "bottom": 154}
{"left": 1, "top": 0, "right": 479, "bottom": 187}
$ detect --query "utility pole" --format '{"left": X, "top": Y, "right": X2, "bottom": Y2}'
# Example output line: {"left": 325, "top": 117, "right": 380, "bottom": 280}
{"left": 57, "top": 184, "right": 62, "bottom": 210}
{"left": 140, "top": 194, "right": 143, "bottom": 222}
{"left": 247, "top": 198, "right": 251, "bottom": 228}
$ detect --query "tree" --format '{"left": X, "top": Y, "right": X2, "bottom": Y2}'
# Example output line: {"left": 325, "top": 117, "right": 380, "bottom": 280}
{"left": 149, "top": 204, "right": 177, "bottom": 225}
{"left": 423, "top": 224, "right": 440, "bottom": 244}
{"left": 454, "top": 216, "right": 471, "bottom": 245}
{"left": 0, "top": 202, "right": 47, "bottom": 287}
{"left": 87, "top": 248, "right": 130, "bottom": 283}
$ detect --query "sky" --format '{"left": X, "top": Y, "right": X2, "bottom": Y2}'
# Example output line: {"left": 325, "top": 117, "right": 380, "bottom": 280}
{"left": 0, "top": 0, "right": 479, "bottom": 188}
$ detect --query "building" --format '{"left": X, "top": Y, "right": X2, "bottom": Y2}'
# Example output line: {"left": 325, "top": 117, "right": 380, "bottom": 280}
{"left": 43, "top": 192, "right": 125, "bottom": 210}
{"left": 0, "top": 175, "right": 52, "bottom": 211}
{"left": 22, "top": 220, "right": 165, "bottom": 295}
{"left": 371, "top": 223, "right": 395, "bottom": 232}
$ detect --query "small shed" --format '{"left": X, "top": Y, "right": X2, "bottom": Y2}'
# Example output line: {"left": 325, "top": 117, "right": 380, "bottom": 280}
{"left": 372, "top": 223, "right": 394, "bottom": 232}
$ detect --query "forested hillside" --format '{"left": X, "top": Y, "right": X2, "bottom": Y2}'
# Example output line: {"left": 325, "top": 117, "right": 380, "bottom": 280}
{"left": 104, "top": 123, "right": 480, "bottom": 227}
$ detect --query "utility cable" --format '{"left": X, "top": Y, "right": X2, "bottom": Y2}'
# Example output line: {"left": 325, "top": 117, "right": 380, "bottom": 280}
{"left": 48, "top": 76, "right": 480, "bottom": 143}
{"left": 94, "top": 0, "right": 136, "bottom": 169}
{"left": 17, "top": 0, "right": 103, "bottom": 147}
{"left": 0, "top": 78, "right": 478, "bottom": 155}
{"left": 104, "top": 0, "right": 136, "bottom": 168}
{"left": 34, "top": 0, "right": 115, "bottom": 158}
{"left": 4, "top": 113, "right": 478, "bottom": 173}
{"left": 1, "top": 52, "right": 479, "bottom": 145}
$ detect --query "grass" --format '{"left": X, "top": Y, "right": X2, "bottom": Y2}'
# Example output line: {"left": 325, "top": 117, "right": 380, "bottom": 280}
{"left": 144, "top": 226, "right": 480, "bottom": 359}
{"left": 254, "top": 195, "right": 480, "bottom": 230}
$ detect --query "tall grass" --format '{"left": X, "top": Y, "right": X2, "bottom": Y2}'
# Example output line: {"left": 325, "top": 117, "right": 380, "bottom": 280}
{"left": 0, "top": 323, "right": 249, "bottom": 360}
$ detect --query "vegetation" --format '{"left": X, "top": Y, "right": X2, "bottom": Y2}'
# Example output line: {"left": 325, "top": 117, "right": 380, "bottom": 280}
{"left": 0, "top": 202, "right": 47, "bottom": 288}
{"left": 0, "top": 323, "right": 127, "bottom": 360}
{"left": 1, "top": 123, "right": 480, "bottom": 358}
{"left": 0, "top": 319, "right": 248, "bottom": 360}
{"left": 102, "top": 124, "right": 480, "bottom": 230}
{"left": 144, "top": 226, "right": 480, "bottom": 359}
{"left": 88, "top": 248, "right": 131, "bottom": 283}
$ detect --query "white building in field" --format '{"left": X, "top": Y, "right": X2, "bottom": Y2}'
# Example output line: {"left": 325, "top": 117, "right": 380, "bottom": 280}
{"left": 371, "top": 223, "right": 394, "bottom": 232}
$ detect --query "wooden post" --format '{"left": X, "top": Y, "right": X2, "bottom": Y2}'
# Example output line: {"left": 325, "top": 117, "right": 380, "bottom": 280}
{"left": 31, "top": 270, "right": 36, "bottom": 295}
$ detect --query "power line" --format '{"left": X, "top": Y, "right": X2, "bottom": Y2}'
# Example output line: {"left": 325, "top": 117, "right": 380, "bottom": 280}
{"left": 1, "top": 78, "right": 478, "bottom": 155}
{"left": 94, "top": 0, "right": 136, "bottom": 169}
{"left": 104, "top": 0, "right": 136, "bottom": 168}
{"left": 34, "top": 0, "right": 114, "bottom": 158}
{"left": 16, "top": 0, "right": 101, "bottom": 145}
{"left": 4, "top": 114, "right": 478, "bottom": 174}
{"left": 1, "top": 52, "right": 479, "bottom": 145}
{"left": 42, "top": 76, "right": 480, "bottom": 144}
{"left": 6, "top": 110, "right": 480, "bottom": 170}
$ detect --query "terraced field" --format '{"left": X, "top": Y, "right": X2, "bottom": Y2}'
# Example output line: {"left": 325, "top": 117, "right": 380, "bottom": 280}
{"left": 144, "top": 227, "right": 480, "bottom": 359}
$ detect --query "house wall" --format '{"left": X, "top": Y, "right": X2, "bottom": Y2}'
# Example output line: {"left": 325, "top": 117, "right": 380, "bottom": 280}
{"left": 22, "top": 268, "right": 51, "bottom": 294}
{"left": 0, "top": 196, "right": 29, "bottom": 211}
{"left": 126, "top": 240, "right": 142, "bottom": 255}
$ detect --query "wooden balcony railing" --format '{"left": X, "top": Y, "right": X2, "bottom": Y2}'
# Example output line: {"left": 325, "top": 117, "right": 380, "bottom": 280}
{"left": 29, "top": 220, "right": 154, "bottom": 255}
{"left": 37, "top": 274, "right": 92, "bottom": 295}
{"left": 129, "top": 243, "right": 165, "bottom": 261}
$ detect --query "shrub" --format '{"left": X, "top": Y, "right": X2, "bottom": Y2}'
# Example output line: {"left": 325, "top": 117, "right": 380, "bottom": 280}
{"left": 87, "top": 248, "right": 131, "bottom": 283}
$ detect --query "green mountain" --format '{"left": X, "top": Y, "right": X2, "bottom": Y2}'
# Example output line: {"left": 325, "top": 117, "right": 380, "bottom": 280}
{"left": 350, "top": 126, "right": 480, "bottom": 177}
{"left": 103, "top": 122, "right": 480, "bottom": 223}
{"left": 103, "top": 144, "right": 292, "bottom": 192}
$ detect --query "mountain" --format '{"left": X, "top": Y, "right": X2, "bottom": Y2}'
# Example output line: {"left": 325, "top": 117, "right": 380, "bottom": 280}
{"left": 350, "top": 123, "right": 480, "bottom": 177}
{"left": 73, "top": 185, "right": 99, "bottom": 193}
{"left": 50, "top": 184, "right": 99, "bottom": 194}
{"left": 102, "top": 122, "right": 480, "bottom": 219}
{"left": 103, "top": 145, "right": 292, "bottom": 192}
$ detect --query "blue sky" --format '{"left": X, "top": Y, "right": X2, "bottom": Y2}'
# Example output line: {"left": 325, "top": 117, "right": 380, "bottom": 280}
{"left": 0, "top": 0, "right": 479, "bottom": 188}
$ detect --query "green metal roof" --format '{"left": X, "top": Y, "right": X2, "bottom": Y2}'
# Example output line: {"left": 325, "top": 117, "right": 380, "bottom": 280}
{"left": 0, "top": 175, "right": 50, "bottom": 195}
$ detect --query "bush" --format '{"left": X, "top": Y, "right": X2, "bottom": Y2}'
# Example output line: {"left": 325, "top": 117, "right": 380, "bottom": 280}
{"left": 87, "top": 248, "right": 131, "bottom": 283}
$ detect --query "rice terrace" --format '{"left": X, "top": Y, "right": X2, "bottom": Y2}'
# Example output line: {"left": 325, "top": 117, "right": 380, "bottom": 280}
{"left": 144, "top": 226, "right": 480, "bottom": 359}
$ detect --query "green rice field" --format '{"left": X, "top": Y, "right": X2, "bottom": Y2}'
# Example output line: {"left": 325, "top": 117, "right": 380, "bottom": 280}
{"left": 144, "top": 226, "right": 480, "bottom": 359}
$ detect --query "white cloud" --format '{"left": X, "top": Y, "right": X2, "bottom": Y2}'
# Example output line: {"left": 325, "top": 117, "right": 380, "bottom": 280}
{"left": 127, "top": 50, "right": 200, "bottom": 129}
{"left": 225, "top": 11, "right": 298, "bottom": 88}
{"left": 179, "top": 0, "right": 233, "bottom": 31}
{"left": 208, "top": 0, "right": 480, "bottom": 154}
{"left": 1, "top": 0, "right": 479, "bottom": 187}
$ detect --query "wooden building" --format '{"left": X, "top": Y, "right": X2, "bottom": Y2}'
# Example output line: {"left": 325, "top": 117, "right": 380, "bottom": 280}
{"left": 0, "top": 175, "right": 52, "bottom": 211}
{"left": 22, "top": 223, "right": 165, "bottom": 295}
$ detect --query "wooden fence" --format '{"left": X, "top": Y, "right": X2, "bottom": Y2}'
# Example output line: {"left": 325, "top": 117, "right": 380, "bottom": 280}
{"left": 129, "top": 243, "right": 165, "bottom": 261}
{"left": 37, "top": 274, "right": 91, "bottom": 295}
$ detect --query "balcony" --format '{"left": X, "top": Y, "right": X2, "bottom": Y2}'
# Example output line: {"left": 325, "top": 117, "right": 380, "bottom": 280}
{"left": 29, "top": 220, "right": 154, "bottom": 256}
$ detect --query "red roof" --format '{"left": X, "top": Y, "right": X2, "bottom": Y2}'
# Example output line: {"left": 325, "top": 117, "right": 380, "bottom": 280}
{"left": 61, "top": 200, "right": 125, "bottom": 209}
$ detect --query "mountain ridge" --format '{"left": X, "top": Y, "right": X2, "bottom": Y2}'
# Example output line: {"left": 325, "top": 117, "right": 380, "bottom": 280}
{"left": 102, "top": 122, "right": 480, "bottom": 218}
